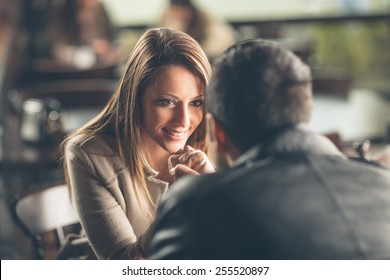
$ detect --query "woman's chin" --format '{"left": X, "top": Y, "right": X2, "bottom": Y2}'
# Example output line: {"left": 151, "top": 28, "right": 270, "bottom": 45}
{"left": 164, "top": 143, "right": 186, "bottom": 154}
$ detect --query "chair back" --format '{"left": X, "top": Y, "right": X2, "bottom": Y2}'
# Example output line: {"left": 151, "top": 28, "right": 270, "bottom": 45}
{"left": 12, "top": 184, "right": 80, "bottom": 259}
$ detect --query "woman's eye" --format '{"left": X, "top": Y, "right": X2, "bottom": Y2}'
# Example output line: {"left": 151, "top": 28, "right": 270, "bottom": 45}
{"left": 157, "top": 99, "right": 175, "bottom": 106}
{"left": 191, "top": 99, "right": 204, "bottom": 107}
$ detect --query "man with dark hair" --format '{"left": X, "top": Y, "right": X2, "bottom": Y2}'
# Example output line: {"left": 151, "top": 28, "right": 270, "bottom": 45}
{"left": 149, "top": 40, "right": 390, "bottom": 259}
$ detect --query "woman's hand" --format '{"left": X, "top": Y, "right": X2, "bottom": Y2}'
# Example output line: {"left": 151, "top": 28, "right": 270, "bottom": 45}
{"left": 374, "top": 147, "right": 390, "bottom": 169}
{"left": 168, "top": 145, "right": 215, "bottom": 180}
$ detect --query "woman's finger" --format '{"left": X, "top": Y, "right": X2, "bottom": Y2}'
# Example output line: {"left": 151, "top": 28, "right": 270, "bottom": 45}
{"left": 170, "top": 164, "right": 199, "bottom": 180}
{"left": 168, "top": 145, "right": 215, "bottom": 180}
{"left": 168, "top": 154, "right": 180, "bottom": 171}
{"left": 178, "top": 150, "right": 197, "bottom": 165}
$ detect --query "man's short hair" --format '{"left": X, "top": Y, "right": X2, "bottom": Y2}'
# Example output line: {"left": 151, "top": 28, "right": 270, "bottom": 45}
{"left": 206, "top": 40, "right": 313, "bottom": 152}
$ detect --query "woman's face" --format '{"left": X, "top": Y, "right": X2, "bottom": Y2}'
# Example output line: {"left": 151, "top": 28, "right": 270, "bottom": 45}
{"left": 140, "top": 65, "right": 204, "bottom": 155}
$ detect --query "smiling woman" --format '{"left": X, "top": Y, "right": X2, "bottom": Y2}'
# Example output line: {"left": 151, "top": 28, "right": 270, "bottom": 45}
{"left": 60, "top": 27, "right": 214, "bottom": 259}
{"left": 140, "top": 65, "right": 209, "bottom": 182}
{"left": 141, "top": 66, "right": 204, "bottom": 155}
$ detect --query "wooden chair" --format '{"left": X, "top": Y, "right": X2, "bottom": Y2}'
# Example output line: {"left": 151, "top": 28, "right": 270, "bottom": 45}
{"left": 11, "top": 184, "right": 81, "bottom": 259}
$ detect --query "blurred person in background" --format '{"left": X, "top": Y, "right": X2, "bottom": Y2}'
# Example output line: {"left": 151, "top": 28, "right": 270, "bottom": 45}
{"left": 150, "top": 39, "right": 390, "bottom": 259}
{"left": 43, "top": 0, "right": 122, "bottom": 68}
{"left": 61, "top": 28, "right": 214, "bottom": 259}
{"left": 158, "top": 0, "right": 237, "bottom": 61}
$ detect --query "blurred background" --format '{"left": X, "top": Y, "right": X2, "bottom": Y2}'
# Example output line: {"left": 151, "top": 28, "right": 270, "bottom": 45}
{"left": 1, "top": 0, "right": 389, "bottom": 259}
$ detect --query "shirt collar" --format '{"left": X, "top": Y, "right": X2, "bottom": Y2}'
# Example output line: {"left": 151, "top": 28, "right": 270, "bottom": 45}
{"left": 141, "top": 154, "right": 170, "bottom": 186}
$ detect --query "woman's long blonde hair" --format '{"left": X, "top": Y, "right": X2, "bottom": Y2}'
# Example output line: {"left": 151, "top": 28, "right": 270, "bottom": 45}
{"left": 61, "top": 27, "right": 211, "bottom": 206}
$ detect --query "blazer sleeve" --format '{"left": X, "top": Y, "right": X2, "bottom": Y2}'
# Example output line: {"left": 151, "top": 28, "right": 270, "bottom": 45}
{"left": 65, "top": 142, "right": 145, "bottom": 259}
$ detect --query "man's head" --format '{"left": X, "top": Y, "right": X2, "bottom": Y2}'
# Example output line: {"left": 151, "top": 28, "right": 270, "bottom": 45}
{"left": 206, "top": 40, "right": 313, "bottom": 157}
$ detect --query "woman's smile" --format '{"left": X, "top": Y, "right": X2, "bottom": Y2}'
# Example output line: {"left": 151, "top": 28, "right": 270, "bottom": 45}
{"left": 163, "top": 128, "right": 189, "bottom": 141}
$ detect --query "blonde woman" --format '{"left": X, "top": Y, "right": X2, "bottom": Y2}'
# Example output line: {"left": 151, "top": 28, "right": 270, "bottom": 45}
{"left": 61, "top": 28, "right": 214, "bottom": 259}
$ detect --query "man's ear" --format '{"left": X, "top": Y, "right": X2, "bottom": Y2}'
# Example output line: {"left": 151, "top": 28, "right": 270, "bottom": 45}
{"left": 207, "top": 113, "right": 241, "bottom": 166}
{"left": 206, "top": 113, "right": 228, "bottom": 154}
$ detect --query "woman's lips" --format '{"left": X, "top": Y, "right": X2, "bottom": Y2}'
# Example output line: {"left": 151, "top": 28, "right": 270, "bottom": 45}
{"left": 163, "top": 128, "right": 188, "bottom": 141}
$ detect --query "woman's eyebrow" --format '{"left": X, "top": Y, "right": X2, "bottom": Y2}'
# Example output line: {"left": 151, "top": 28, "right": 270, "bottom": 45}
{"left": 190, "top": 94, "right": 205, "bottom": 100}
{"left": 155, "top": 93, "right": 178, "bottom": 99}
{"left": 155, "top": 93, "right": 205, "bottom": 100}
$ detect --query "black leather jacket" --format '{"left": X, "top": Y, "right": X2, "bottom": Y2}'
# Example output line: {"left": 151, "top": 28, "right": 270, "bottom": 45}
{"left": 150, "top": 125, "right": 390, "bottom": 259}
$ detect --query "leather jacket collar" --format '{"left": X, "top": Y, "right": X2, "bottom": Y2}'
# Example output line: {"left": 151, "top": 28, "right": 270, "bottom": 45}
{"left": 234, "top": 124, "right": 346, "bottom": 168}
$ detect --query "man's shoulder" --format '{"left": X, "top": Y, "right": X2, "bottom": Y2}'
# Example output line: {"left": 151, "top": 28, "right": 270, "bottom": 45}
{"left": 168, "top": 170, "right": 228, "bottom": 201}
{"left": 164, "top": 163, "right": 258, "bottom": 207}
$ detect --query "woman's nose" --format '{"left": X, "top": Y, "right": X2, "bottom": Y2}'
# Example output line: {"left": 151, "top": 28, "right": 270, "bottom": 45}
{"left": 173, "top": 104, "right": 190, "bottom": 128}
